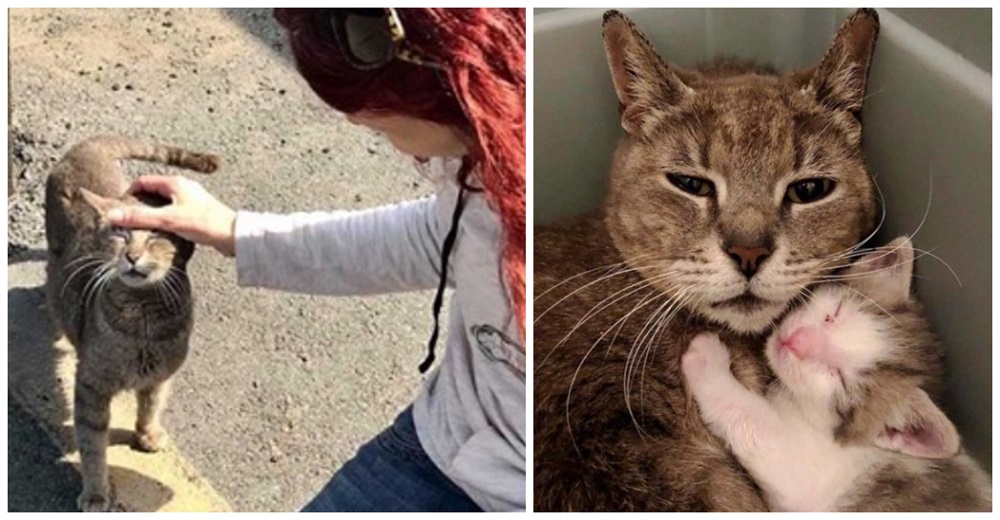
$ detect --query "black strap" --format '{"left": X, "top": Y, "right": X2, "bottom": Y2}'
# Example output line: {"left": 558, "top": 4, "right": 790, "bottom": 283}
{"left": 419, "top": 185, "right": 467, "bottom": 373}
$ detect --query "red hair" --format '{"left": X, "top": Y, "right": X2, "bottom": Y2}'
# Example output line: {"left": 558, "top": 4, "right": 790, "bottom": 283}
{"left": 274, "top": 8, "right": 526, "bottom": 342}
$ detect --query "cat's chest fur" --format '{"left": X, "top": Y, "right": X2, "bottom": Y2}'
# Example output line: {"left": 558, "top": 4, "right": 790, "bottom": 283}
{"left": 77, "top": 290, "right": 193, "bottom": 390}
{"left": 534, "top": 215, "right": 771, "bottom": 511}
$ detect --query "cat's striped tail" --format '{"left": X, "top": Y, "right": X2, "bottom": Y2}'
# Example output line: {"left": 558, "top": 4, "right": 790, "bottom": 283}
{"left": 72, "top": 134, "right": 221, "bottom": 174}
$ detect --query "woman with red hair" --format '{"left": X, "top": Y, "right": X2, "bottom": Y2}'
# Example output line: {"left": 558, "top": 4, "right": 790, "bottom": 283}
{"left": 109, "top": 8, "right": 525, "bottom": 512}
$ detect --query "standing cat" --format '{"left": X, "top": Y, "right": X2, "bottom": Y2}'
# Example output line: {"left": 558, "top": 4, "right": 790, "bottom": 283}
{"left": 45, "top": 135, "right": 219, "bottom": 512}
{"left": 534, "top": 9, "right": 883, "bottom": 510}
{"left": 682, "top": 238, "right": 991, "bottom": 511}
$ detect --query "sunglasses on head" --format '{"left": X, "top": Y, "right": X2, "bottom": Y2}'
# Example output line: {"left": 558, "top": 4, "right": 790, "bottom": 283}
{"left": 327, "top": 8, "right": 444, "bottom": 71}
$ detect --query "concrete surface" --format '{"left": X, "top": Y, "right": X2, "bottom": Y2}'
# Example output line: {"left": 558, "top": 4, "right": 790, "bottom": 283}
{"left": 8, "top": 263, "right": 230, "bottom": 511}
{"left": 9, "top": 8, "right": 437, "bottom": 511}
{"left": 8, "top": 395, "right": 78, "bottom": 512}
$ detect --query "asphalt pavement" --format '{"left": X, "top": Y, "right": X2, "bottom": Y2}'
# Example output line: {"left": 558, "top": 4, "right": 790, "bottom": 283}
{"left": 8, "top": 8, "right": 438, "bottom": 511}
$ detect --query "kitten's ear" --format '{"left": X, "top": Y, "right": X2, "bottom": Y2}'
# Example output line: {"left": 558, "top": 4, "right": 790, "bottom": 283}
{"left": 875, "top": 388, "right": 960, "bottom": 459}
{"left": 77, "top": 188, "right": 116, "bottom": 217}
{"left": 807, "top": 8, "right": 880, "bottom": 117}
{"left": 844, "top": 236, "right": 913, "bottom": 306}
{"left": 602, "top": 10, "right": 692, "bottom": 135}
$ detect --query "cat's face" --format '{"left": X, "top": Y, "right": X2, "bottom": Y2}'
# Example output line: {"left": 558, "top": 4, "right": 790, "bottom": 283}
{"left": 765, "top": 238, "right": 958, "bottom": 459}
{"left": 79, "top": 188, "right": 194, "bottom": 289}
{"left": 601, "top": 10, "right": 880, "bottom": 334}
{"left": 765, "top": 281, "right": 888, "bottom": 404}
{"left": 766, "top": 237, "right": 920, "bottom": 405}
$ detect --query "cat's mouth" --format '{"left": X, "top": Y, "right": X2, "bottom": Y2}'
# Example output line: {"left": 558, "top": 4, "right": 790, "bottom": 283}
{"left": 711, "top": 292, "right": 768, "bottom": 311}
{"left": 119, "top": 267, "right": 152, "bottom": 287}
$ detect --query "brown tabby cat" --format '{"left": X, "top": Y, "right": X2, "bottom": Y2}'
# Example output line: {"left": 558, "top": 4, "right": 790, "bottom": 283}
{"left": 45, "top": 135, "right": 219, "bottom": 511}
{"left": 534, "top": 9, "right": 882, "bottom": 511}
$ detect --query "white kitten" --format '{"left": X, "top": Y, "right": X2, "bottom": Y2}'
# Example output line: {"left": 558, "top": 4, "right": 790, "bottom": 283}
{"left": 682, "top": 237, "right": 991, "bottom": 512}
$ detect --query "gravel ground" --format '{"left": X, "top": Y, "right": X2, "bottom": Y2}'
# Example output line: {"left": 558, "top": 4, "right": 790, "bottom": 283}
{"left": 9, "top": 8, "right": 439, "bottom": 511}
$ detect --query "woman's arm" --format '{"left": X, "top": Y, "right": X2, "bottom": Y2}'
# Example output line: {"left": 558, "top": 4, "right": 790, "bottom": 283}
{"left": 108, "top": 175, "right": 446, "bottom": 296}
{"left": 235, "top": 196, "right": 444, "bottom": 295}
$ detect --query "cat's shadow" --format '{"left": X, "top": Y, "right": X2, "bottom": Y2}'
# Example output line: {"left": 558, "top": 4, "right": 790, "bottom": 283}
{"left": 8, "top": 282, "right": 174, "bottom": 511}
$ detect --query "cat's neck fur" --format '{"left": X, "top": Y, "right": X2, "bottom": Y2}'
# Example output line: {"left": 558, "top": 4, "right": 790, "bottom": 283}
{"left": 96, "top": 278, "right": 192, "bottom": 339}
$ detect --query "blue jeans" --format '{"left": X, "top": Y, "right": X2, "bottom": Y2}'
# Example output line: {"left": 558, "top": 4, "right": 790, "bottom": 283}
{"left": 301, "top": 406, "right": 482, "bottom": 512}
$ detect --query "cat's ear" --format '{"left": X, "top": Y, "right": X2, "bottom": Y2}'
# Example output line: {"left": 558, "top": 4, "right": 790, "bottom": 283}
{"left": 602, "top": 10, "right": 692, "bottom": 135}
{"left": 807, "top": 8, "right": 880, "bottom": 118}
{"left": 77, "top": 188, "right": 116, "bottom": 218}
{"left": 843, "top": 236, "right": 913, "bottom": 306}
{"left": 874, "top": 388, "right": 960, "bottom": 459}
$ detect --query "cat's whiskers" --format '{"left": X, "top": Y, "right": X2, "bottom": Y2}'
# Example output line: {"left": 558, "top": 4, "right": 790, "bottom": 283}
{"left": 534, "top": 253, "right": 659, "bottom": 303}
{"left": 629, "top": 279, "right": 715, "bottom": 420}
{"left": 62, "top": 253, "right": 106, "bottom": 271}
{"left": 823, "top": 174, "right": 933, "bottom": 269}
{"left": 80, "top": 263, "right": 111, "bottom": 311}
{"left": 840, "top": 282, "right": 905, "bottom": 326}
{"left": 535, "top": 260, "right": 665, "bottom": 324}
{"left": 625, "top": 290, "right": 686, "bottom": 432}
{"left": 83, "top": 264, "right": 115, "bottom": 313}
{"left": 820, "top": 246, "right": 963, "bottom": 287}
{"left": 538, "top": 269, "right": 681, "bottom": 370}
{"left": 94, "top": 265, "right": 119, "bottom": 314}
{"left": 562, "top": 269, "right": 695, "bottom": 443}
{"left": 161, "top": 267, "right": 190, "bottom": 314}
{"left": 60, "top": 258, "right": 107, "bottom": 300}
{"left": 564, "top": 286, "right": 672, "bottom": 455}
{"left": 632, "top": 288, "right": 698, "bottom": 428}
{"left": 815, "top": 247, "right": 961, "bottom": 287}
{"left": 157, "top": 275, "right": 179, "bottom": 314}
{"left": 818, "top": 172, "right": 888, "bottom": 263}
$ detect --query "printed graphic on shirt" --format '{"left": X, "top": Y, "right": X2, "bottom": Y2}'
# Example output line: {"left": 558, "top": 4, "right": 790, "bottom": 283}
{"left": 471, "top": 324, "right": 525, "bottom": 380}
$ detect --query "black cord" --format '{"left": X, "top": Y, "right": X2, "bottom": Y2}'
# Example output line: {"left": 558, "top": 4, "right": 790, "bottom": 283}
{"left": 419, "top": 185, "right": 467, "bottom": 374}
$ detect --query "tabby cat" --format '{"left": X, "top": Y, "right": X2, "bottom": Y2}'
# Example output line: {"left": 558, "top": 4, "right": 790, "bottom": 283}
{"left": 45, "top": 135, "right": 219, "bottom": 511}
{"left": 534, "top": 9, "right": 882, "bottom": 511}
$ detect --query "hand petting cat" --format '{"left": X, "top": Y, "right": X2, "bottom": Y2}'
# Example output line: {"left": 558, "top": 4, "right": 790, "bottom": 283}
{"left": 108, "top": 175, "right": 237, "bottom": 257}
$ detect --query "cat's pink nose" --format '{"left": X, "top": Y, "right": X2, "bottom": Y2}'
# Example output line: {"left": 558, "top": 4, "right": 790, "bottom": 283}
{"left": 125, "top": 251, "right": 140, "bottom": 264}
{"left": 779, "top": 325, "right": 827, "bottom": 360}
{"left": 779, "top": 330, "right": 802, "bottom": 356}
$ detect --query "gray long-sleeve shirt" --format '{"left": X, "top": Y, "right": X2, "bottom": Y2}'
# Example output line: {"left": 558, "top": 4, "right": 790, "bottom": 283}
{"left": 233, "top": 158, "right": 526, "bottom": 511}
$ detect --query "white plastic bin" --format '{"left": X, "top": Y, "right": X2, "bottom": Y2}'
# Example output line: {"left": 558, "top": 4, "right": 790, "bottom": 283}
{"left": 534, "top": 8, "right": 991, "bottom": 471}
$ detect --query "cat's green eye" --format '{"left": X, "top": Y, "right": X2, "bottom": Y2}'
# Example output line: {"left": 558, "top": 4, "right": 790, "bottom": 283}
{"left": 667, "top": 174, "right": 714, "bottom": 197}
{"left": 786, "top": 178, "right": 835, "bottom": 204}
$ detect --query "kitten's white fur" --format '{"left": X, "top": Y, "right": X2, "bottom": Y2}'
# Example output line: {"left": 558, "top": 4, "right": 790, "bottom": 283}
{"left": 683, "top": 331, "right": 885, "bottom": 511}
{"left": 682, "top": 238, "right": 982, "bottom": 511}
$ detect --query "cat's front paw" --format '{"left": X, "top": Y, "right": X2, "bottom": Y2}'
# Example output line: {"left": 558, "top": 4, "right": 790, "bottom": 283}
{"left": 77, "top": 489, "right": 112, "bottom": 512}
{"left": 682, "top": 332, "right": 732, "bottom": 385}
{"left": 134, "top": 426, "right": 168, "bottom": 453}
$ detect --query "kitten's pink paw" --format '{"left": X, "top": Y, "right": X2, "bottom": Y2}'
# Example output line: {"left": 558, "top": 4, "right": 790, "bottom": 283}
{"left": 77, "top": 490, "right": 112, "bottom": 512}
{"left": 682, "top": 333, "right": 731, "bottom": 384}
{"left": 134, "top": 426, "right": 168, "bottom": 453}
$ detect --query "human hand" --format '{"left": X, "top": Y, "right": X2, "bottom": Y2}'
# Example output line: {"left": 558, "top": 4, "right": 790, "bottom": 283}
{"left": 107, "top": 175, "right": 237, "bottom": 257}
